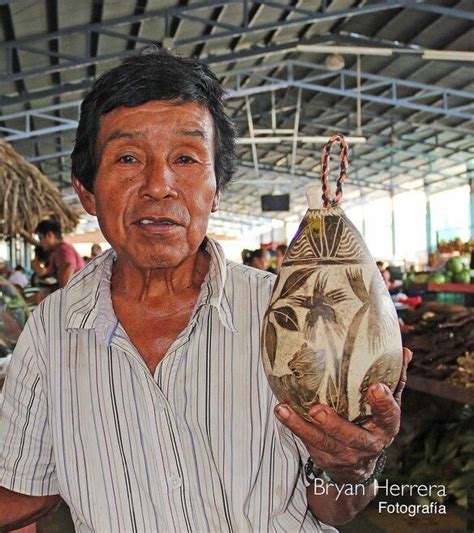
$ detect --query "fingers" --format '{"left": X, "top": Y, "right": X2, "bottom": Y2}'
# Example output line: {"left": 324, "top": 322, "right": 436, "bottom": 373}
{"left": 274, "top": 404, "right": 382, "bottom": 458}
{"left": 274, "top": 349, "right": 410, "bottom": 467}
{"left": 274, "top": 403, "right": 383, "bottom": 483}
{"left": 274, "top": 404, "right": 350, "bottom": 458}
{"left": 367, "top": 383, "right": 401, "bottom": 441}
{"left": 402, "top": 347, "right": 413, "bottom": 367}
{"left": 394, "top": 347, "right": 412, "bottom": 406}
{"left": 306, "top": 405, "right": 384, "bottom": 455}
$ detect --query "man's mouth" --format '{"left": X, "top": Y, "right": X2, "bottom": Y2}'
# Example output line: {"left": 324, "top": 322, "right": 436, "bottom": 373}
{"left": 135, "top": 216, "right": 180, "bottom": 225}
{"left": 133, "top": 216, "right": 183, "bottom": 232}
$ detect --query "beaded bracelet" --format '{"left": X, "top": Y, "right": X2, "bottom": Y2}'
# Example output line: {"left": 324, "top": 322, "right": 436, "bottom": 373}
{"left": 304, "top": 450, "right": 386, "bottom": 487}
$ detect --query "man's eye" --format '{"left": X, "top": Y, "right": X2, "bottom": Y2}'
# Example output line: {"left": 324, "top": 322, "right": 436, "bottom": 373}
{"left": 176, "top": 155, "right": 195, "bottom": 164}
{"left": 118, "top": 155, "right": 137, "bottom": 164}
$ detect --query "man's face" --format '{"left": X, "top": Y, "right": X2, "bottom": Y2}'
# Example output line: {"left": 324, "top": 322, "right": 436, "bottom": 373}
{"left": 37, "top": 231, "right": 56, "bottom": 251}
{"left": 74, "top": 100, "right": 219, "bottom": 270}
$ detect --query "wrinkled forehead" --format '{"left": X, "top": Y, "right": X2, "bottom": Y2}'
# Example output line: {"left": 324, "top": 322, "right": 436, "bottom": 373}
{"left": 97, "top": 100, "right": 216, "bottom": 146}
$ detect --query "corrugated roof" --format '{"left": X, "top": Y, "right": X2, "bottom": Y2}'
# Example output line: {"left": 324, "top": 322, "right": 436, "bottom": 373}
{"left": 1, "top": 0, "right": 473, "bottom": 234}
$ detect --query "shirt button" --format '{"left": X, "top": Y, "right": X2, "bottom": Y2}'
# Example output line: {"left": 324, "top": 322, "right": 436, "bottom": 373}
{"left": 168, "top": 475, "right": 182, "bottom": 489}
{"left": 157, "top": 400, "right": 167, "bottom": 411}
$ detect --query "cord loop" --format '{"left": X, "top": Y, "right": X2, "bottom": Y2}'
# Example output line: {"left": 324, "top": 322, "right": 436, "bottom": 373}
{"left": 320, "top": 134, "right": 349, "bottom": 208}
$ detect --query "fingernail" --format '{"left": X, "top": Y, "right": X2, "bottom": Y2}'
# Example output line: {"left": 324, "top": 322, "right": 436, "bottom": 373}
{"left": 275, "top": 405, "right": 290, "bottom": 420}
{"left": 312, "top": 409, "right": 327, "bottom": 424}
{"left": 371, "top": 383, "right": 386, "bottom": 399}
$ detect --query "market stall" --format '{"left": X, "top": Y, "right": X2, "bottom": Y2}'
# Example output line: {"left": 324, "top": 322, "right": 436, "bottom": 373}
{"left": 0, "top": 139, "right": 79, "bottom": 240}
{"left": 0, "top": 139, "right": 80, "bottom": 382}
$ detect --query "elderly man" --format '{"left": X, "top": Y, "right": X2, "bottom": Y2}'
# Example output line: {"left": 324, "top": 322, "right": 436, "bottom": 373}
{"left": 0, "top": 49, "right": 409, "bottom": 532}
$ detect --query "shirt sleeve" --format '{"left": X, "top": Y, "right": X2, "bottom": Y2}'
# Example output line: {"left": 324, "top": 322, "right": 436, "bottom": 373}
{"left": 0, "top": 311, "right": 59, "bottom": 496}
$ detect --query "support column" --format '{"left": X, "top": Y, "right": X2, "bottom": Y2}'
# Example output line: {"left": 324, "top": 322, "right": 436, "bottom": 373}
{"left": 468, "top": 160, "right": 474, "bottom": 240}
{"left": 390, "top": 190, "right": 396, "bottom": 260}
{"left": 8, "top": 236, "right": 14, "bottom": 268}
{"left": 424, "top": 181, "right": 432, "bottom": 258}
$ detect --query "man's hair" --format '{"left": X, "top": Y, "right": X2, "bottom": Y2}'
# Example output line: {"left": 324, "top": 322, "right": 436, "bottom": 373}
{"left": 35, "top": 219, "right": 62, "bottom": 239}
{"left": 71, "top": 47, "right": 236, "bottom": 193}
{"left": 276, "top": 244, "right": 288, "bottom": 254}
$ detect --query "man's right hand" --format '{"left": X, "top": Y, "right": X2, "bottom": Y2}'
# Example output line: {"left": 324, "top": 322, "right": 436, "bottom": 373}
{"left": 0, "top": 486, "right": 60, "bottom": 532}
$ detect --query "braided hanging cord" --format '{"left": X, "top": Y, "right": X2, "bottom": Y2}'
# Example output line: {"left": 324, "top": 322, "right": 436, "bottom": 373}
{"left": 320, "top": 134, "right": 349, "bottom": 208}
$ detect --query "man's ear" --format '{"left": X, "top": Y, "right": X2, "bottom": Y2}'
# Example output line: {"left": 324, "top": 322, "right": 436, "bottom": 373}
{"left": 211, "top": 191, "right": 220, "bottom": 213}
{"left": 72, "top": 176, "right": 97, "bottom": 216}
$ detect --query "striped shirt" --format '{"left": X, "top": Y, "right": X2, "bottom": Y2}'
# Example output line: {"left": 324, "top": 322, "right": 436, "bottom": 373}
{"left": 1, "top": 238, "right": 334, "bottom": 532}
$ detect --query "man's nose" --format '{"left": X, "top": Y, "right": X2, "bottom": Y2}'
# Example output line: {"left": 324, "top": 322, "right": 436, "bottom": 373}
{"left": 138, "top": 159, "right": 178, "bottom": 199}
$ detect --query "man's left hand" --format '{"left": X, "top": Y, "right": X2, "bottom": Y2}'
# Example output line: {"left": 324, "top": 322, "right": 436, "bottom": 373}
{"left": 274, "top": 348, "right": 412, "bottom": 484}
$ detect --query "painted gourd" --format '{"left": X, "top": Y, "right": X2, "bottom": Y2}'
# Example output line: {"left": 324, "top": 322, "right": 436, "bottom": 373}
{"left": 261, "top": 135, "right": 402, "bottom": 423}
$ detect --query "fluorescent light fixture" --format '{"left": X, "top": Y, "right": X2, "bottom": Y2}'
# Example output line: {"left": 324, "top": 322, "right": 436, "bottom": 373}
{"left": 298, "top": 135, "right": 366, "bottom": 144}
{"left": 254, "top": 129, "right": 295, "bottom": 134}
{"left": 237, "top": 137, "right": 282, "bottom": 144}
{"left": 297, "top": 44, "right": 474, "bottom": 63}
{"left": 297, "top": 44, "right": 393, "bottom": 56}
{"left": 237, "top": 135, "right": 367, "bottom": 144}
{"left": 422, "top": 50, "right": 474, "bottom": 62}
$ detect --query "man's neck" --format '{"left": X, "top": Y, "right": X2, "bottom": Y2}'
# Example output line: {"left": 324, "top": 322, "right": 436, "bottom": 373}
{"left": 110, "top": 247, "right": 211, "bottom": 303}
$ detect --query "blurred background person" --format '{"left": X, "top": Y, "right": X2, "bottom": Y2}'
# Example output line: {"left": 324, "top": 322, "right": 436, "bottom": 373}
{"left": 275, "top": 244, "right": 288, "bottom": 274}
{"left": 0, "top": 259, "right": 11, "bottom": 279}
{"left": 8, "top": 265, "right": 29, "bottom": 291}
{"left": 242, "top": 248, "right": 270, "bottom": 272}
{"left": 32, "top": 219, "right": 85, "bottom": 288}
{"left": 91, "top": 243, "right": 103, "bottom": 258}
{"left": 30, "top": 245, "right": 50, "bottom": 287}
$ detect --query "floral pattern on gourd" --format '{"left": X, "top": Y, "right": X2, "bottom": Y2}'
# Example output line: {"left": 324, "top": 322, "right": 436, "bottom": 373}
{"left": 262, "top": 207, "right": 402, "bottom": 422}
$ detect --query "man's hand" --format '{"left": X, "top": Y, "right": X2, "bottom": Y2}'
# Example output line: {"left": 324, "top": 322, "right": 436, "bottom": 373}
{"left": 273, "top": 347, "right": 412, "bottom": 526}
{"left": 275, "top": 347, "right": 412, "bottom": 484}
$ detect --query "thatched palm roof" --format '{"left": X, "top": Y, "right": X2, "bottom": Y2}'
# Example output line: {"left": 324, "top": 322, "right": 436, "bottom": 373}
{"left": 0, "top": 139, "right": 80, "bottom": 240}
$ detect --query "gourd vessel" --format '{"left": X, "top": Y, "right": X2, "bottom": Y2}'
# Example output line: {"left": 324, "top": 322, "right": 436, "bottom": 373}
{"left": 261, "top": 134, "right": 402, "bottom": 423}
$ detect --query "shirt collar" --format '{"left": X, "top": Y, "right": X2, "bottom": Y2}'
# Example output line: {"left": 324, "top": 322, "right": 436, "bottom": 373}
{"left": 197, "top": 237, "right": 236, "bottom": 332}
{"left": 64, "top": 237, "right": 236, "bottom": 335}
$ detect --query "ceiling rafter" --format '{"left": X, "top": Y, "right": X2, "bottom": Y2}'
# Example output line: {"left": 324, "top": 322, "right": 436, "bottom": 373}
{"left": 226, "top": 60, "right": 474, "bottom": 120}
{"left": 0, "top": 1, "right": 400, "bottom": 59}
{"left": 244, "top": 141, "right": 467, "bottom": 190}
{"left": 249, "top": 2, "right": 470, "bottom": 176}
{"left": 397, "top": 0, "right": 474, "bottom": 21}
{"left": 310, "top": 9, "right": 473, "bottom": 163}
{"left": 1, "top": 0, "right": 473, "bottom": 224}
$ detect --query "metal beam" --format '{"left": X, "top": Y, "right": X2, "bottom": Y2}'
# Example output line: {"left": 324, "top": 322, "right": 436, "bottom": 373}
{"left": 234, "top": 99, "right": 474, "bottom": 147}
{"left": 0, "top": 2, "right": 401, "bottom": 69}
{"left": 398, "top": 0, "right": 474, "bottom": 22}
{"left": 250, "top": 140, "right": 467, "bottom": 190}
{"left": 226, "top": 60, "right": 474, "bottom": 120}
{"left": 0, "top": 79, "right": 93, "bottom": 107}
{"left": 1, "top": 100, "right": 81, "bottom": 141}
{"left": 175, "top": 3, "right": 403, "bottom": 47}
{"left": 7, "top": 56, "right": 474, "bottom": 141}
{"left": 238, "top": 160, "right": 397, "bottom": 194}
{"left": 0, "top": 1, "right": 233, "bottom": 50}
{"left": 469, "top": 160, "right": 474, "bottom": 240}
{"left": 28, "top": 149, "right": 71, "bottom": 163}
{"left": 0, "top": 34, "right": 333, "bottom": 105}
